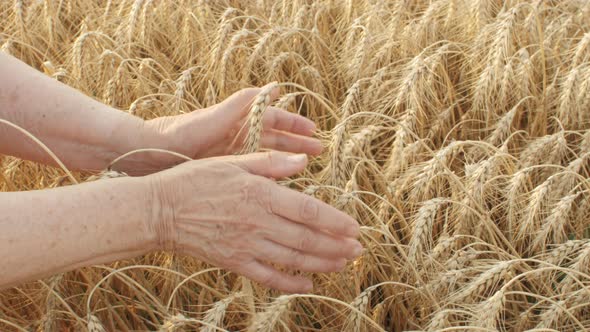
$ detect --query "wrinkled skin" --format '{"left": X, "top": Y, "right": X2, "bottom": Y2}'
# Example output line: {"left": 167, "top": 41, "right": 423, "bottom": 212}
{"left": 147, "top": 151, "right": 362, "bottom": 293}
{"left": 0, "top": 54, "right": 359, "bottom": 293}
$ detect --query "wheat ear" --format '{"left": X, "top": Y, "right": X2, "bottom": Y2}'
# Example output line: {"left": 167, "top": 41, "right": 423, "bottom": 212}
{"left": 345, "top": 287, "right": 374, "bottom": 332}
{"left": 199, "top": 292, "right": 243, "bottom": 332}
{"left": 87, "top": 314, "right": 106, "bottom": 332}
{"left": 408, "top": 198, "right": 445, "bottom": 266}
{"left": 247, "top": 295, "right": 291, "bottom": 332}
{"left": 241, "top": 83, "right": 277, "bottom": 154}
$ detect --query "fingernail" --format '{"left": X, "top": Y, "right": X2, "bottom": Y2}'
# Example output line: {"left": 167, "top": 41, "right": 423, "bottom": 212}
{"left": 347, "top": 222, "right": 360, "bottom": 237}
{"left": 352, "top": 242, "right": 363, "bottom": 257}
{"left": 337, "top": 258, "right": 347, "bottom": 270}
{"left": 306, "top": 122, "right": 317, "bottom": 135}
{"left": 305, "top": 280, "right": 314, "bottom": 292}
{"left": 287, "top": 154, "right": 307, "bottom": 164}
{"left": 311, "top": 139, "right": 324, "bottom": 154}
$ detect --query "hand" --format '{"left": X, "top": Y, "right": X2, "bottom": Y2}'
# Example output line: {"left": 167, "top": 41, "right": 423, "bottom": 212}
{"left": 145, "top": 151, "right": 362, "bottom": 293}
{"left": 144, "top": 84, "right": 322, "bottom": 162}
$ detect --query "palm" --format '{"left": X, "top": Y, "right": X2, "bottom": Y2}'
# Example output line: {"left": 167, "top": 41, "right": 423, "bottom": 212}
{"left": 151, "top": 86, "right": 322, "bottom": 159}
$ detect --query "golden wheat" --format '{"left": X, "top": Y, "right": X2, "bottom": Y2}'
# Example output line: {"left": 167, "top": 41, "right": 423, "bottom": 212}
{"left": 3, "top": 1, "right": 590, "bottom": 331}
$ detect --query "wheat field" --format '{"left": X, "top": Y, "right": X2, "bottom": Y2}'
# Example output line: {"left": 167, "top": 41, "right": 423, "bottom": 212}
{"left": 2, "top": 0, "right": 590, "bottom": 331}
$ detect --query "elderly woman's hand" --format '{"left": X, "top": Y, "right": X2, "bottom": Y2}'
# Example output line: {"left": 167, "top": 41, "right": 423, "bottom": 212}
{"left": 139, "top": 84, "right": 322, "bottom": 168}
{"left": 145, "top": 151, "right": 361, "bottom": 293}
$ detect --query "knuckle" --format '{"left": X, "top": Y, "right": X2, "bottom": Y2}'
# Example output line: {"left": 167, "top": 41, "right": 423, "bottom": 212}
{"left": 265, "top": 247, "right": 281, "bottom": 262}
{"left": 236, "top": 88, "right": 258, "bottom": 100}
{"left": 239, "top": 178, "right": 255, "bottom": 205}
{"left": 256, "top": 181, "right": 273, "bottom": 213}
{"left": 224, "top": 258, "right": 241, "bottom": 270}
{"left": 269, "top": 109, "right": 279, "bottom": 127}
{"left": 259, "top": 272, "right": 278, "bottom": 288}
{"left": 225, "top": 251, "right": 254, "bottom": 269}
{"left": 290, "top": 249, "right": 307, "bottom": 269}
{"left": 228, "top": 126, "right": 239, "bottom": 140}
{"left": 266, "top": 184, "right": 278, "bottom": 214}
{"left": 240, "top": 178, "right": 271, "bottom": 211}
{"left": 300, "top": 196, "right": 320, "bottom": 223}
{"left": 288, "top": 115, "right": 298, "bottom": 132}
{"left": 264, "top": 151, "right": 275, "bottom": 168}
{"left": 296, "top": 228, "right": 314, "bottom": 251}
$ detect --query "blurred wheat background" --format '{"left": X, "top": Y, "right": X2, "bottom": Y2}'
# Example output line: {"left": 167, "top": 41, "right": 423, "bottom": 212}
{"left": 2, "top": 0, "right": 590, "bottom": 331}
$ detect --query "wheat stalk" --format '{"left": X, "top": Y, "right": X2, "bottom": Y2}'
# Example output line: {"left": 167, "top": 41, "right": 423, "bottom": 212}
{"left": 219, "top": 29, "right": 255, "bottom": 89}
{"left": 125, "top": 0, "right": 144, "bottom": 44}
{"left": 331, "top": 81, "right": 360, "bottom": 188}
{"left": 426, "top": 309, "right": 452, "bottom": 331}
{"left": 572, "top": 32, "right": 590, "bottom": 67}
{"left": 408, "top": 198, "right": 445, "bottom": 266}
{"left": 159, "top": 313, "right": 199, "bottom": 332}
{"left": 87, "top": 314, "right": 106, "bottom": 332}
{"left": 453, "top": 261, "right": 514, "bottom": 302}
{"left": 86, "top": 170, "right": 128, "bottom": 181}
{"left": 345, "top": 287, "right": 373, "bottom": 332}
{"left": 544, "top": 240, "right": 589, "bottom": 266}
{"left": 212, "top": 8, "right": 238, "bottom": 63}
{"left": 343, "top": 125, "right": 383, "bottom": 157}
{"left": 474, "top": 289, "right": 505, "bottom": 329}
{"left": 174, "top": 68, "right": 195, "bottom": 112}
{"left": 200, "top": 292, "right": 243, "bottom": 332}
{"left": 139, "top": 0, "right": 154, "bottom": 44}
{"left": 241, "top": 83, "right": 277, "bottom": 154}
{"left": 558, "top": 65, "right": 583, "bottom": 130}
{"left": 13, "top": 0, "right": 25, "bottom": 34}
{"left": 531, "top": 192, "right": 581, "bottom": 254}
{"left": 5, "top": 1, "right": 590, "bottom": 331}
{"left": 205, "top": 81, "right": 217, "bottom": 107}
{"left": 1, "top": 39, "right": 14, "bottom": 55}
{"left": 248, "top": 295, "right": 291, "bottom": 332}
{"left": 40, "top": 274, "right": 63, "bottom": 332}
{"left": 245, "top": 29, "right": 278, "bottom": 77}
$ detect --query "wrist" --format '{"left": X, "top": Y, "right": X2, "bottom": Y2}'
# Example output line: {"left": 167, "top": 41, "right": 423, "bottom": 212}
{"left": 143, "top": 173, "right": 177, "bottom": 252}
{"left": 109, "top": 116, "right": 183, "bottom": 175}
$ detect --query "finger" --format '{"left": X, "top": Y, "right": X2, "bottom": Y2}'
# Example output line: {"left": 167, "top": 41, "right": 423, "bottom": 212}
{"left": 237, "top": 259, "right": 313, "bottom": 293}
{"left": 255, "top": 239, "right": 347, "bottom": 272}
{"left": 262, "top": 107, "right": 316, "bottom": 136}
{"left": 219, "top": 83, "right": 280, "bottom": 119}
{"left": 263, "top": 218, "right": 361, "bottom": 259}
{"left": 229, "top": 151, "right": 308, "bottom": 178}
{"left": 270, "top": 185, "right": 360, "bottom": 238}
{"left": 260, "top": 130, "right": 323, "bottom": 155}
{"left": 233, "top": 110, "right": 318, "bottom": 152}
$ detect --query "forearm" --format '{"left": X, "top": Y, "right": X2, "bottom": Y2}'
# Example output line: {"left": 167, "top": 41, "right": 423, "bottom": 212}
{"left": 0, "top": 177, "right": 157, "bottom": 289}
{"left": 0, "top": 53, "right": 165, "bottom": 172}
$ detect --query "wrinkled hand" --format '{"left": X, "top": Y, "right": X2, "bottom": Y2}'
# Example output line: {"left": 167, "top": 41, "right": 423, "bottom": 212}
{"left": 145, "top": 151, "right": 362, "bottom": 293}
{"left": 145, "top": 84, "right": 322, "bottom": 160}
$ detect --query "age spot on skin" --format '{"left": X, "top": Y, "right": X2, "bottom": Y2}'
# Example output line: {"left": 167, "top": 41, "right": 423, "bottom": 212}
{"left": 213, "top": 223, "right": 222, "bottom": 239}
{"left": 8, "top": 88, "right": 19, "bottom": 107}
{"left": 205, "top": 200, "right": 216, "bottom": 212}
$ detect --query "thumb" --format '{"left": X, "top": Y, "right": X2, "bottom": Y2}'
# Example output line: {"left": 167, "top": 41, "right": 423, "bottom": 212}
{"left": 228, "top": 151, "right": 308, "bottom": 178}
{"left": 218, "top": 82, "right": 280, "bottom": 118}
